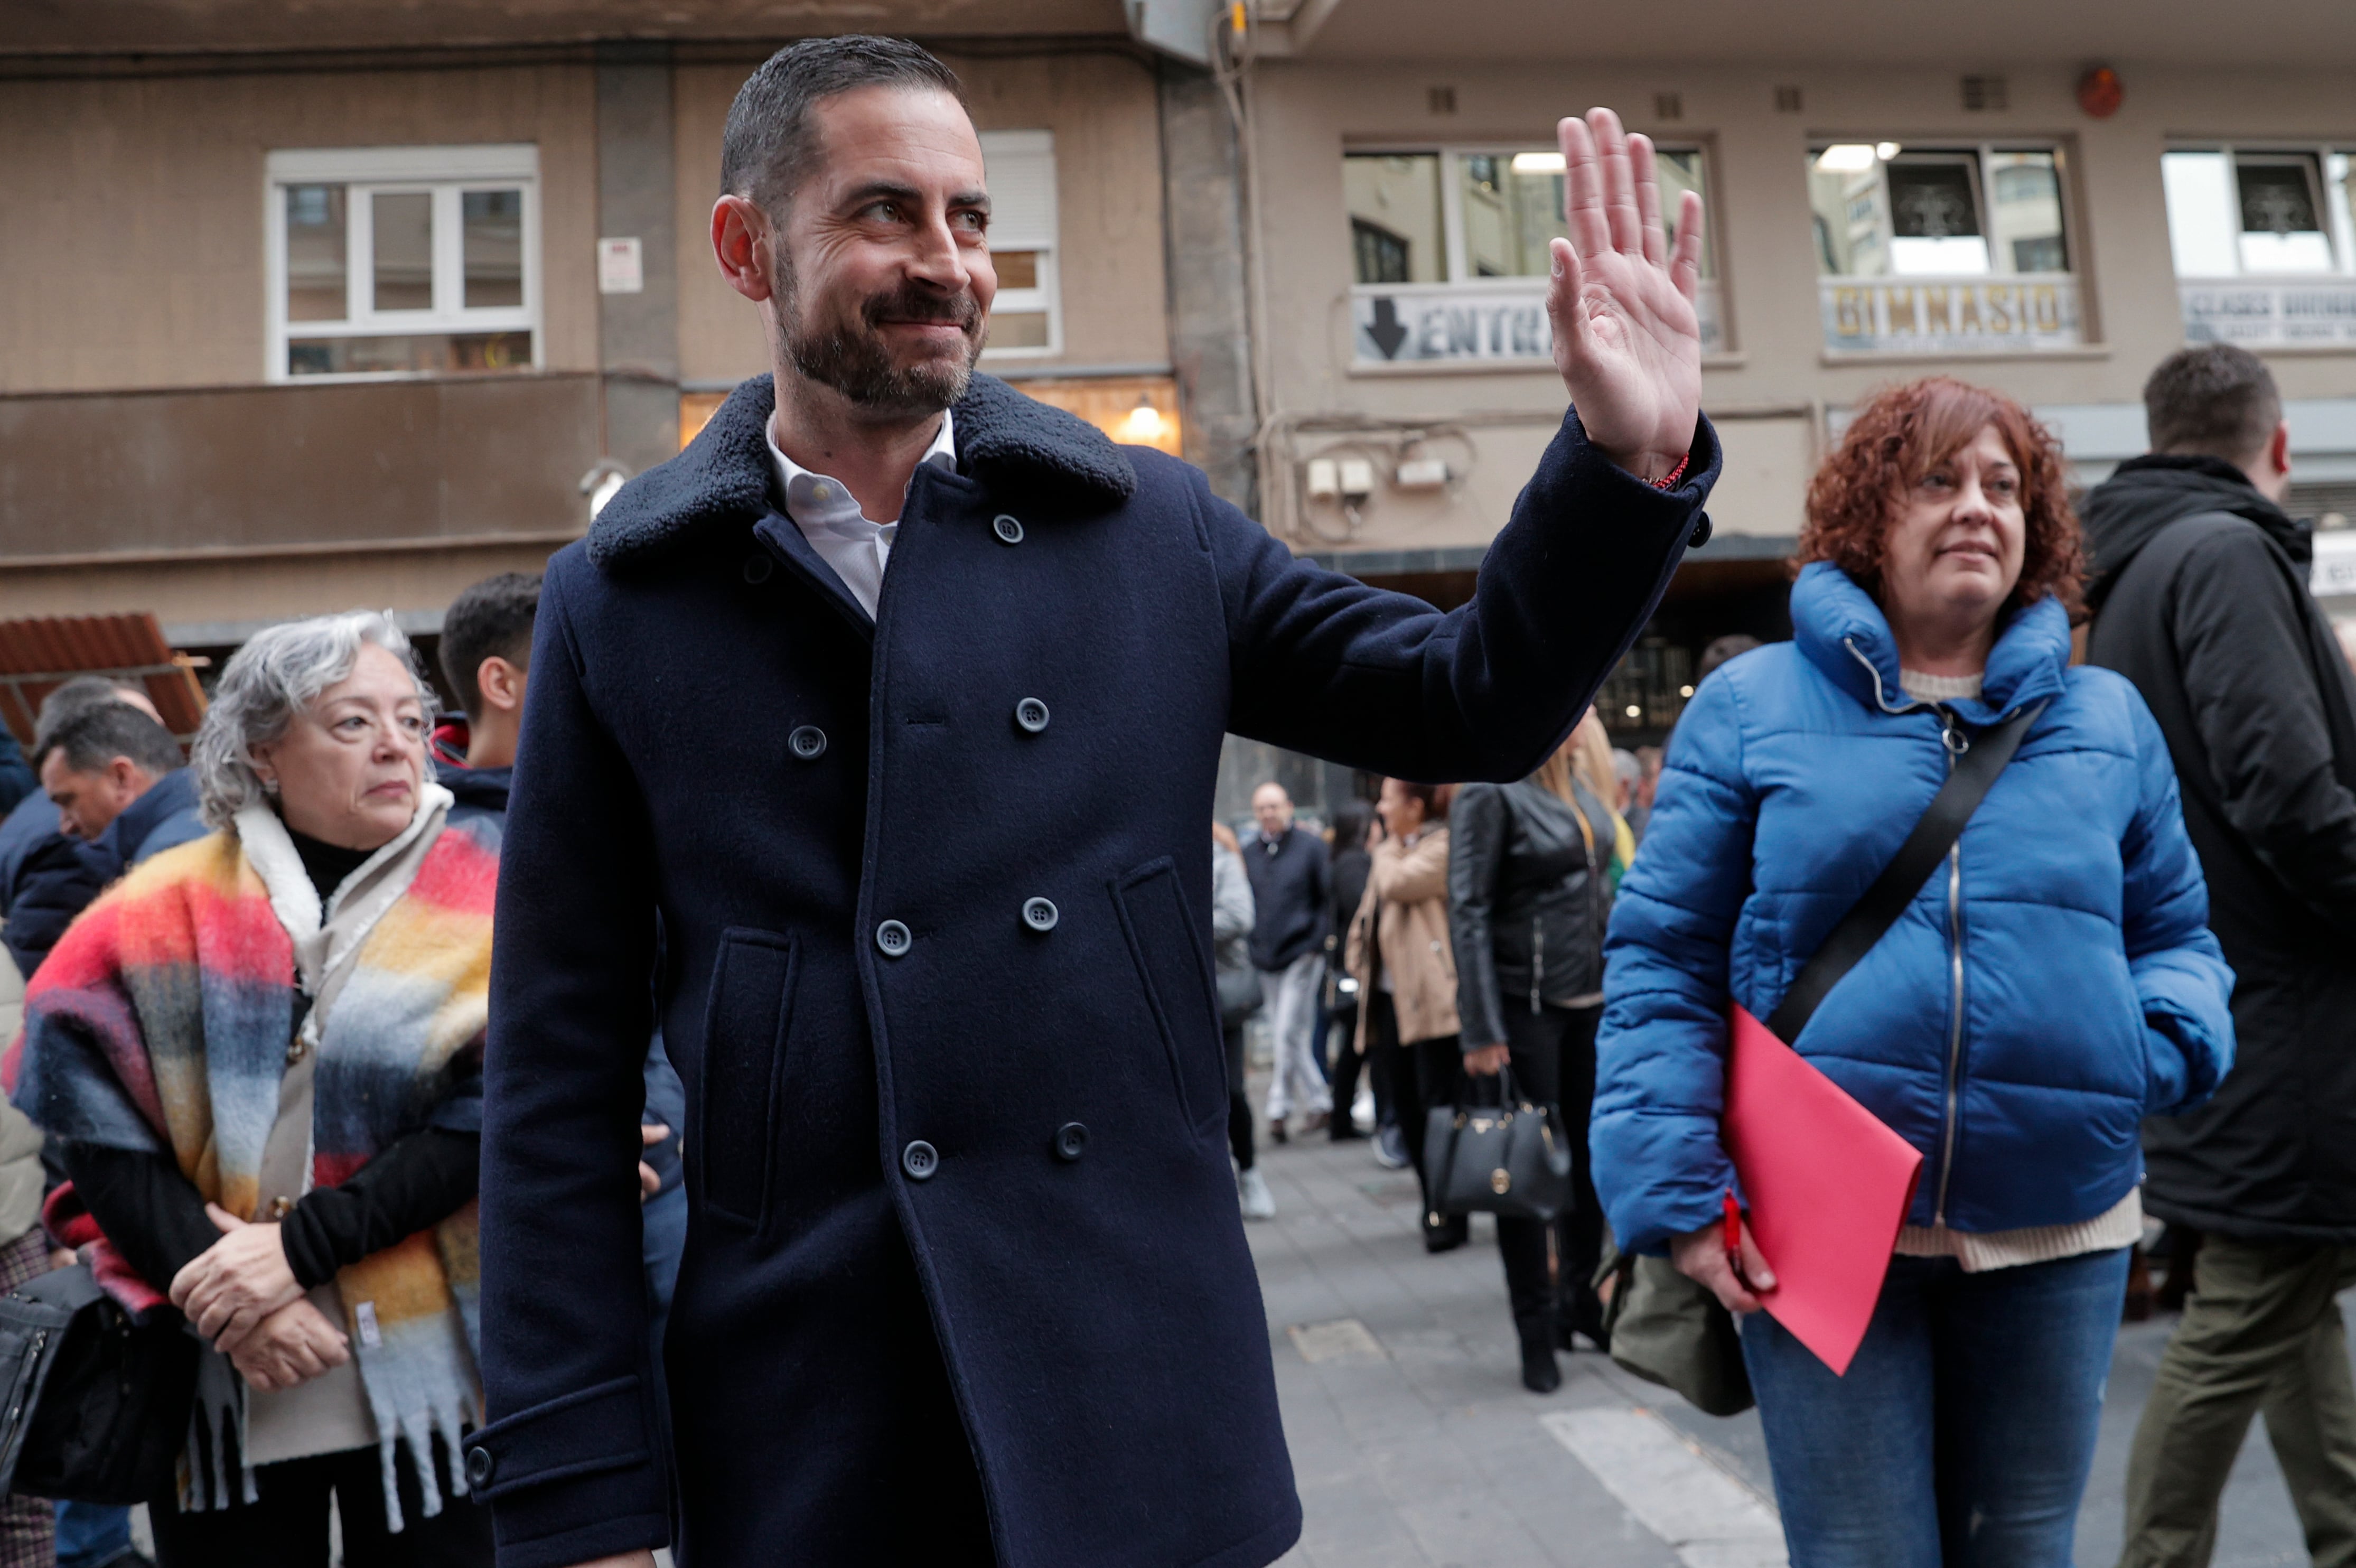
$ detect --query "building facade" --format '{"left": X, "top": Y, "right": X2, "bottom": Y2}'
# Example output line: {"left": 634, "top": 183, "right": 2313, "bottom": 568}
{"left": 5, "top": 1, "right": 2354, "bottom": 793}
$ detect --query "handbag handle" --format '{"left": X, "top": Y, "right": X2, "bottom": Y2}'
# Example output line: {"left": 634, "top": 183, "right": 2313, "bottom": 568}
{"left": 1763, "top": 700, "right": 2046, "bottom": 1044}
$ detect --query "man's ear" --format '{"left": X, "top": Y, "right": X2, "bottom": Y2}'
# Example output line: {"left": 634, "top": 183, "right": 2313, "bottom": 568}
{"left": 106, "top": 757, "right": 145, "bottom": 795}
{"left": 712, "top": 195, "right": 777, "bottom": 305}
{"left": 2269, "top": 419, "right": 2293, "bottom": 480}
{"left": 476, "top": 656, "right": 528, "bottom": 716}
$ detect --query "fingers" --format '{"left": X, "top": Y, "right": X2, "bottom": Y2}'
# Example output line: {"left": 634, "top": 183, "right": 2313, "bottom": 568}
{"left": 639, "top": 1162, "right": 661, "bottom": 1200}
{"left": 205, "top": 1202, "right": 246, "bottom": 1234}
{"left": 641, "top": 1122, "right": 669, "bottom": 1148}
{"left": 1629, "top": 133, "right": 1666, "bottom": 267}
{"left": 1558, "top": 116, "right": 1610, "bottom": 259}
{"left": 1670, "top": 188, "right": 1705, "bottom": 303}
{"left": 1737, "top": 1221, "right": 1778, "bottom": 1294}
{"left": 1546, "top": 237, "right": 1593, "bottom": 356}
{"left": 1586, "top": 107, "right": 1642, "bottom": 257}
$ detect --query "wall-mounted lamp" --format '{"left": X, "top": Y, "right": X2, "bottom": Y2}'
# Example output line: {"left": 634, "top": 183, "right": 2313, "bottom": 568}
{"left": 1120, "top": 395, "right": 1168, "bottom": 444}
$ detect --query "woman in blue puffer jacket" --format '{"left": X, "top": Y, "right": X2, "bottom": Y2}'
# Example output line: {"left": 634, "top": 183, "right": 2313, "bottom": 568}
{"left": 1593, "top": 377, "right": 2235, "bottom": 1567}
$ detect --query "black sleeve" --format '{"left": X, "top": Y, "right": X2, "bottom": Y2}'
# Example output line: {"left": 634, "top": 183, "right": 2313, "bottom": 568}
{"left": 2173, "top": 528, "right": 2356, "bottom": 940}
{"left": 4, "top": 836, "right": 105, "bottom": 983}
{"left": 0, "top": 730, "right": 34, "bottom": 818}
{"left": 1447, "top": 785, "right": 1511, "bottom": 1049}
{"left": 59, "top": 1141, "right": 220, "bottom": 1294}
{"left": 280, "top": 1127, "right": 481, "bottom": 1290}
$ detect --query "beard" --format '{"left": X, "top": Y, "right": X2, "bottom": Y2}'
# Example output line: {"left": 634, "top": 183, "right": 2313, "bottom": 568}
{"left": 775, "top": 261, "right": 983, "bottom": 418}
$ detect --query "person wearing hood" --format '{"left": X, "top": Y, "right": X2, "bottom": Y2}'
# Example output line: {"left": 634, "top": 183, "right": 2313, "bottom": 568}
{"left": 1595, "top": 378, "right": 2235, "bottom": 1565}
{"left": 2083, "top": 344, "right": 2356, "bottom": 1567}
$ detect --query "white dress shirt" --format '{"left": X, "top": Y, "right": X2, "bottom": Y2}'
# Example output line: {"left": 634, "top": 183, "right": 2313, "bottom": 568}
{"left": 764, "top": 408, "right": 958, "bottom": 620}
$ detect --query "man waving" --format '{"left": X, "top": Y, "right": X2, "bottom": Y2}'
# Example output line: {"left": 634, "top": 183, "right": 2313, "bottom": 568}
{"left": 472, "top": 33, "right": 1715, "bottom": 1568}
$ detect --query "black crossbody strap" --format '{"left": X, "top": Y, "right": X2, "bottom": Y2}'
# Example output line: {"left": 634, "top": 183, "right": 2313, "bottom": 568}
{"left": 1762, "top": 700, "right": 2047, "bottom": 1044}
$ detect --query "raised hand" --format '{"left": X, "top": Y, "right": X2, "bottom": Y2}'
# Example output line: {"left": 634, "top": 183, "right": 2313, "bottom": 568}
{"left": 1547, "top": 107, "right": 1705, "bottom": 482}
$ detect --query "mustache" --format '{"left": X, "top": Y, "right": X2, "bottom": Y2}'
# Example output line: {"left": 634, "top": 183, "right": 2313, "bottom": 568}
{"left": 861, "top": 282, "right": 981, "bottom": 334}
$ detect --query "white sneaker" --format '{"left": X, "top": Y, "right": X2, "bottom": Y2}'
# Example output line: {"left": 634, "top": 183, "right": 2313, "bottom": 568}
{"left": 1238, "top": 1166, "right": 1277, "bottom": 1220}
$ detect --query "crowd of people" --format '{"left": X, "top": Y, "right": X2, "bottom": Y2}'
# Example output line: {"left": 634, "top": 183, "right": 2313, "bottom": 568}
{"left": 0, "top": 25, "right": 2348, "bottom": 1568}
{"left": 1212, "top": 342, "right": 2356, "bottom": 1566}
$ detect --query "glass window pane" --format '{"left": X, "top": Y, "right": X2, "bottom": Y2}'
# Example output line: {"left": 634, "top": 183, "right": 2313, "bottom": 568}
{"left": 1656, "top": 150, "right": 1714, "bottom": 279}
{"left": 1344, "top": 153, "right": 1444, "bottom": 284}
{"left": 288, "top": 331, "right": 531, "bottom": 376}
{"left": 372, "top": 191, "right": 434, "bottom": 312}
{"left": 1987, "top": 152, "right": 2067, "bottom": 274}
{"left": 1886, "top": 158, "right": 1989, "bottom": 275}
{"left": 1809, "top": 150, "right": 1890, "bottom": 276}
{"left": 993, "top": 249, "right": 1040, "bottom": 290}
{"left": 1457, "top": 153, "right": 1561, "bottom": 278}
{"left": 2238, "top": 156, "right": 2334, "bottom": 273}
{"left": 2163, "top": 151, "right": 2240, "bottom": 276}
{"left": 987, "top": 311, "right": 1050, "bottom": 350}
{"left": 285, "top": 184, "right": 347, "bottom": 322}
{"left": 462, "top": 189, "right": 523, "bottom": 309}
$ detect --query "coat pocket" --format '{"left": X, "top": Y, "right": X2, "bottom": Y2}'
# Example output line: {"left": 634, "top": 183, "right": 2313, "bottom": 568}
{"left": 698, "top": 928, "right": 797, "bottom": 1227}
{"left": 1110, "top": 858, "right": 1228, "bottom": 1137}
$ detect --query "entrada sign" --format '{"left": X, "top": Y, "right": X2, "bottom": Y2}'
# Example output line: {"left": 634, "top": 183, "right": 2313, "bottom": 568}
{"left": 1351, "top": 280, "right": 1723, "bottom": 367}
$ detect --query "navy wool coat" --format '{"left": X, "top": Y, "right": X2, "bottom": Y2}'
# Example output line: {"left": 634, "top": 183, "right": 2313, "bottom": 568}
{"left": 471, "top": 372, "right": 1718, "bottom": 1568}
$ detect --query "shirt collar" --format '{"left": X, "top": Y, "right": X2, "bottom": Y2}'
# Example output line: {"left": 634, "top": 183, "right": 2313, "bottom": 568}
{"left": 765, "top": 408, "right": 957, "bottom": 536}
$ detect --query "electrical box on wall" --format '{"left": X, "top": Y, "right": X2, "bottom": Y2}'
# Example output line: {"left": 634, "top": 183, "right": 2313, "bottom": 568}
{"left": 1336, "top": 459, "right": 1376, "bottom": 500}
{"left": 1394, "top": 458, "right": 1450, "bottom": 490}
{"left": 1304, "top": 458, "right": 1340, "bottom": 500}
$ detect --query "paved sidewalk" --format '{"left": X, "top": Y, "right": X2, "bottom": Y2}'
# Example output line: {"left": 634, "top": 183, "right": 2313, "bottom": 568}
{"left": 1244, "top": 1102, "right": 2351, "bottom": 1568}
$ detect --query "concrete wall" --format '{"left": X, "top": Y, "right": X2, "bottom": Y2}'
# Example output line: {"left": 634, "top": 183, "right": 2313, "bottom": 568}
{"left": 0, "top": 62, "right": 601, "bottom": 393}
{"left": 1247, "top": 57, "right": 2356, "bottom": 554}
{"left": 672, "top": 47, "right": 1171, "bottom": 387}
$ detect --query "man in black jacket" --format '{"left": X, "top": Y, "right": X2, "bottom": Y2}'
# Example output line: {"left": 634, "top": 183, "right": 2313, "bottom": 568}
{"left": 2084, "top": 343, "right": 2356, "bottom": 1567}
{"left": 1244, "top": 782, "right": 1330, "bottom": 1142}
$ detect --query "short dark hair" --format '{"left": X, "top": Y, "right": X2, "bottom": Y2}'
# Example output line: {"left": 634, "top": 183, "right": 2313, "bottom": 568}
{"left": 1695, "top": 634, "right": 1762, "bottom": 683}
{"left": 2144, "top": 344, "right": 2282, "bottom": 465}
{"left": 440, "top": 573, "right": 541, "bottom": 721}
{"left": 721, "top": 35, "right": 964, "bottom": 218}
{"left": 35, "top": 703, "right": 182, "bottom": 780}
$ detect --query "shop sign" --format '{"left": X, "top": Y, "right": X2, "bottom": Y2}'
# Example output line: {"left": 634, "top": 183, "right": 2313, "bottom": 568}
{"left": 1819, "top": 275, "right": 2082, "bottom": 354}
{"left": 1351, "top": 280, "right": 1724, "bottom": 367}
{"left": 2182, "top": 281, "right": 2356, "bottom": 348}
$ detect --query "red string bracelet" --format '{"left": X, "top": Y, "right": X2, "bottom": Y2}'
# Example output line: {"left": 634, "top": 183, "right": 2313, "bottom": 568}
{"left": 1649, "top": 451, "right": 1691, "bottom": 491}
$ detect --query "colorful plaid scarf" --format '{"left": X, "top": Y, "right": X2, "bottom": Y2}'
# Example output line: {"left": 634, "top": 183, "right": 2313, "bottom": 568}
{"left": 13, "top": 801, "right": 495, "bottom": 1528}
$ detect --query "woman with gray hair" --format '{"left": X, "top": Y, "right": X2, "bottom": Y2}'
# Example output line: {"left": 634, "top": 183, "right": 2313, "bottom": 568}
{"left": 15, "top": 610, "right": 498, "bottom": 1566}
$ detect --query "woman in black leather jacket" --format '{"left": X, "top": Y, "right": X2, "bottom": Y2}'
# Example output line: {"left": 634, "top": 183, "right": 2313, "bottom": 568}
{"left": 1446, "top": 739, "right": 1615, "bottom": 1393}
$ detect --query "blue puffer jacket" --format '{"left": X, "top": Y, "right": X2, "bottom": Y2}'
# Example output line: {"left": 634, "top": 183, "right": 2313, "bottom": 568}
{"left": 1593, "top": 563, "right": 2236, "bottom": 1255}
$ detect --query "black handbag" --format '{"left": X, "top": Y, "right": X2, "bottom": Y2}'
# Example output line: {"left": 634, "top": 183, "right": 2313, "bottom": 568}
{"left": 0, "top": 1261, "right": 200, "bottom": 1503}
{"left": 1422, "top": 1062, "right": 1574, "bottom": 1222}
{"left": 1604, "top": 699, "right": 2045, "bottom": 1416}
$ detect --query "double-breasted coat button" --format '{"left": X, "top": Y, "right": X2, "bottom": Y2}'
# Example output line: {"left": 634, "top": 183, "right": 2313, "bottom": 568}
{"left": 788, "top": 725, "right": 827, "bottom": 761}
{"left": 1022, "top": 898, "right": 1059, "bottom": 933}
{"left": 1054, "top": 1122, "right": 1089, "bottom": 1162}
{"left": 903, "top": 1140, "right": 939, "bottom": 1180}
{"left": 743, "top": 554, "right": 774, "bottom": 584}
{"left": 875, "top": 919, "right": 912, "bottom": 957}
{"left": 465, "top": 1445, "right": 495, "bottom": 1487}
{"left": 992, "top": 514, "right": 1025, "bottom": 545}
{"left": 1014, "top": 698, "right": 1050, "bottom": 734}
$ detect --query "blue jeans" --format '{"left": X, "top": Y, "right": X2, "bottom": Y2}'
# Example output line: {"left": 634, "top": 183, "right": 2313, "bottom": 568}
{"left": 642, "top": 1182, "right": 687, "bottom": 1451}
{"left": 54, "top": 1498, "right": 130, "bottom": 1568}
{"left": 1741, "top": 1247, "right": 2129, "bottom": 1568}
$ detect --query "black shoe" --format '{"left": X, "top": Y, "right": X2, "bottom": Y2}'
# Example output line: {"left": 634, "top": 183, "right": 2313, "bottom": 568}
{"left": 1422, "top": 1210, "right": 1469, "bottom": 1254}
{"left": 1518, "top": 1316, "right": 1562, "bottom": 1394}
{"left": 1329, "top": 1124, "right": 1366, "bottom": 1142}
{"left": 1559, "top": 1286, "right": 1611, "bottom": 1354}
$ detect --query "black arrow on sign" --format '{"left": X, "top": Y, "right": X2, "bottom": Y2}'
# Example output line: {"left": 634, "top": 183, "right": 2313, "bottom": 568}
{"left": 1366, "top": 297, "right": 1409, "bottom": 360}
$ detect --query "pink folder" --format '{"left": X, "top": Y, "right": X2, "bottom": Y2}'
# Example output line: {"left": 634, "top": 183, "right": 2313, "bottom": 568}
{"left": 1722, "top": 1005, "right": 1924, "bottom": 1376}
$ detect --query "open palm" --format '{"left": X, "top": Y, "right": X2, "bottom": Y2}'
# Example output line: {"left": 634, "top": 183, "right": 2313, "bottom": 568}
{"left": 1547, "top": 108, "right": 1704, "bottom": 481}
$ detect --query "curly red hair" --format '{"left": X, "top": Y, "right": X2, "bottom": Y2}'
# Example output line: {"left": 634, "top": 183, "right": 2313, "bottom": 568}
{"left": 1797, "top": 377, "right": 2085, "bottom": 621}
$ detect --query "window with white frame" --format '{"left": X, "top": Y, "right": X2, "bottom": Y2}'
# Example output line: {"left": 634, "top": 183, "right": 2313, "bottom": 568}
{"left": 266, "top": 145, "right": 540, "bottom": 380}
{"left": 979, "top": 130, "right": 1059, "bottom": 357}
{"left": 1807, "top": 141, "right": 2083, "bottom": 354}
{"left": 2163, "top": 145, "right": 2356, "bottom": 348}
{"left": 1343, "top": 144, "right": 1725, "bottom": 366}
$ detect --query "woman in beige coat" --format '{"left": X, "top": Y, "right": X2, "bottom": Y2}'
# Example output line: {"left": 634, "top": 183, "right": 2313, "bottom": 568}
{"left": 1345, "top": 779, "right": 1465, "bottom": 1253}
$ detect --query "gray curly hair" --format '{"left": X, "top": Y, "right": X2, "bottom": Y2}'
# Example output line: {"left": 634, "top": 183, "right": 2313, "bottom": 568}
{"left": 192, "top": 610, "right": 438, "bottom": 830}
